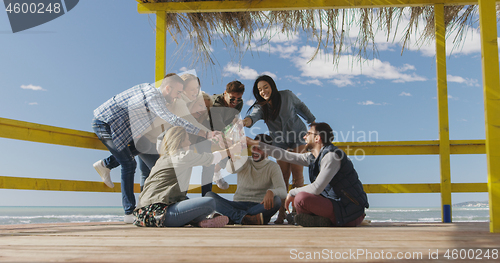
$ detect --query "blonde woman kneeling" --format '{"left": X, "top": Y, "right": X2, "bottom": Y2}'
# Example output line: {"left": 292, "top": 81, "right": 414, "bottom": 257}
{"left": 133, "top": 126, "right": 240, "bottom": 227}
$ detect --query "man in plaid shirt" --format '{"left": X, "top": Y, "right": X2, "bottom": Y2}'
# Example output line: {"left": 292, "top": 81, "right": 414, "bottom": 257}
{"left": 92, "top": 73, "right": 212, "bottom": 222}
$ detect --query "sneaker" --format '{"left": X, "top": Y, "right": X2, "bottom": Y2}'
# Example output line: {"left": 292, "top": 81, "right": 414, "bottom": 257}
{"left": 286, "top": 212, "right": 296, "bottom": 225}
{"left": 198, "top": 215, "right": 229, "bottom": 228}
{"left": 274, "top": 210, "right": 285, "bottom": 224}
{"left": 93, "top": 160, "right": 114, "bottom": 188}
{"left": 294, "top": 214, "right": 333, "bottom": 227}
{"left": 213, "top": 171, "right": 229, "bottom": 190}
{"left": 241, "top": 213, "right": 263, "bottom": 225}
{"left": 124, "top": 213, "right": 135, "bottom": 224}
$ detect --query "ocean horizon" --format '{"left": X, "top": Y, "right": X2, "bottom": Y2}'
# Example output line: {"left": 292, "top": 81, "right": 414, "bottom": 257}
{"left": 0, "top": 206, "right": 490, "bottom": 225}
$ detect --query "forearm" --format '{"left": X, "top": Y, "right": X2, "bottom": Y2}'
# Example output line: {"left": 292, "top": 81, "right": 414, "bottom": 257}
{"left": 257, "top": 142, "right": 309, "bottom": 166}
{"left": 289, "top": 152, "right": 340, "bottom": 197}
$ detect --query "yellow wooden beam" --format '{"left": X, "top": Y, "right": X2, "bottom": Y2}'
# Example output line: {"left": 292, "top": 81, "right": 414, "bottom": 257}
{"left": 363, "top": 183, "right": 440, "bottom": 193}
{"left": 137, "top": 0, "right": 482, "bottom": 14}
{"left": 0, "top": 176, "right": 126, "bottom": 193}
{"left": 335, "top": 139, "right": 485, "bottom": 155}
{"left": 0, "top": 117, "right": 107, "bottom": 151}
{"left": 0, "top": 118, "right": 486, "bottom": 155}
{"left": 1, "top": 176, "right": 487, "bottom": 194}
{"left": 155, "top": 11, "right": 167, "bottom": 87}
{"left": 435, "top": 4, "right": 452, "bottom": 223}
{"left": 363, "top": 183, "right": 488, "bottom": 193}
{"left": 479, "top": 0, "right": 500, "bottom": 233}
{"left": 451, "top": 183, "right": 488, "bottom": 193}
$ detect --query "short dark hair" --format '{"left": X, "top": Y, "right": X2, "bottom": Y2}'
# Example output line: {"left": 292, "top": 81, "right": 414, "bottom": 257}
{"left": 160, "top": 73, "right": 184, "bottom": 89}
{"left": 309, "top": 122, "right": 334, "bottom": 145}
{"left": 254, "top": 134, "right": 273, "bottom": 146}
{"left": 226, "top": 80, "right": 245, "bottom": 94}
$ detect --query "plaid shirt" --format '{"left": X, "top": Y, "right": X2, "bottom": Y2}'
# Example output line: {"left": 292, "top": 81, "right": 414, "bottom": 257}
{"left": 94, "top": 83, "right": 200, "bottom": 151}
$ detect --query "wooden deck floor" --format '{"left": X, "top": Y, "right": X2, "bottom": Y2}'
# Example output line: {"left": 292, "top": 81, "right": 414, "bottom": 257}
{"left": 1, "top": 222, "right": 499, "bottom": 262}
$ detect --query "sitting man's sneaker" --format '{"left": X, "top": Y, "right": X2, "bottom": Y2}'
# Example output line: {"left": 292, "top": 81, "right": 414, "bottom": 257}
{"left": 241, "top": 213, "right": 263, "bottom": 225}
{"left": 124, "top": 213, "right": 136, "bottom": 224}
{"left": 213, "top": 171, "right": 229, "bottom": 190}
{"left": 294, "top": 213, "right": 333, "bottom": 227}
{"left": 286, "top": 212, "right": 296, "bottom": 225}
{"left": 198, "top": 215, "right": 229, "bottom": 228}
{"left": 93, "top": 160, "right": 114, "bottom": 188}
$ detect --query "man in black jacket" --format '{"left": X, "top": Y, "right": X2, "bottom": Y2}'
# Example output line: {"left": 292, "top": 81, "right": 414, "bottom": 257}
{"left": 246, "top": 122, "right": 368, "bottom": 227}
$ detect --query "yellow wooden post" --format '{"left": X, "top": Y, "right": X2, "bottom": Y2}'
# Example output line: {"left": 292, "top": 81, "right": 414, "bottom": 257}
{"left": 435, "top": 4, "right": 452, "bottom": 223}
{"left": 155, "top": 11, "right": 167, "bottom": 87}
{"left": 478, "top": 0, "right": 500, "bottom": 233}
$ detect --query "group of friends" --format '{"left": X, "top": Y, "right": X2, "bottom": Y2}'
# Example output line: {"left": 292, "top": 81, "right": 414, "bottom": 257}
{"left": 92, "top": 72, "right": 369, "bottom": 228}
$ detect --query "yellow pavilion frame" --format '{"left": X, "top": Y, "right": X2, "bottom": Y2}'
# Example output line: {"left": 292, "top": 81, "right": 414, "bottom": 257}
{"left": 0, "top": 0, "right": 498, "bottom": 233}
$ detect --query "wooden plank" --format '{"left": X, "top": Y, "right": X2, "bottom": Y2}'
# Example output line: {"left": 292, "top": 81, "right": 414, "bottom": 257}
{"left": 0, "top": 117, "right": 486, "bottom": 155}
{"left": 0, "top": 117, "right": 106, "bottom": 151}
{"left": 479, "top": 0, "right": 500, "bottom": 234}
{"left": 155, "top": 11, "right": 167, "bottom": 87}
{"left": 0, "top": 222, "right": 499, "bottom": 262}
{"left": 137, "top": 0, "right": 484, "bottom": 14}
{"left": 435, "top": 3, "right": 452, "bottom": 223}
{"left": 0, "top": 176, "right": 488, "bottom": 194}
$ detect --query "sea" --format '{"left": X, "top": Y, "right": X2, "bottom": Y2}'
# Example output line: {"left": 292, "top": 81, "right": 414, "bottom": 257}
{"left": 0, "top": 206, "right": 490, "bottom": 225}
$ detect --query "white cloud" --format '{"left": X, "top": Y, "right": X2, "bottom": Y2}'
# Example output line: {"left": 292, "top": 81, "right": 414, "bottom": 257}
{"left": 331, "top": 11, "right": 485, "bottom": 57}
{"left": 269, "top": 44, "right": 299, "bottom": 59}
{"left": 252, "top": 26, "right": 300, "bottom": 44}
{"left": 399, "top": 92, "right": 412, "bottom": 96}
{"left": 433, "top": 94, "right": 459, "bottom": 100}
{"left": 261, "top": 71, "right": 277, "bottom": 79}
{"left": 329, "top": 77, "right": 354, "bottom": 87}
{"left": 223, "top": 63, "right": 259, "bottom": 80}
{"left": 397, "top": 19, "right": 484, "bottom": 57}
{"left": 223, "top": 63, "right": 278, "bottom": 80}
{"left": 296, "top": 93, "right": 302, "bottom": 97}
{"left": 358, "top": 100, "right": 378, "bottom": 105}
{"left": 358, "top": 100, "right": 388, "bottom": 105}
{"left": 28, "top": 102, "right": 38, "bottom": 105}
{"left": 292, "top": 46, "right": 427, "bottom": 86}
{"left": 447, "top": 74, "right": 479, "bottom": 87}
{"left": 21, "top": 84, "right": 45, "bottom": 91}
{"left": 285, "top": 75, "right": 323, "bottom": 86}
{"left": 245, "top": 99, "right": 255, "bottom": 106}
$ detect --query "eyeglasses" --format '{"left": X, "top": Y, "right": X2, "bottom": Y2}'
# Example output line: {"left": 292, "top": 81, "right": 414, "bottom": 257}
{"left": 305, "top": 131, "right": 318, "bottom": 136}
{"left": 229, "top": 98, "right": 243, "bottom": 103}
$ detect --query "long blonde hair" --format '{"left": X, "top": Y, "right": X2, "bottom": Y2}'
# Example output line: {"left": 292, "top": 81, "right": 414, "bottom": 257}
{"left": 160, "top": 126, "right": 188, "bottom": 156}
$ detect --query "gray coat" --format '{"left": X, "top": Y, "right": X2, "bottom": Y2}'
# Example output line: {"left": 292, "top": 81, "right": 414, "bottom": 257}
{"left": 246, "top": 90, "right": 316, "bottom": 148}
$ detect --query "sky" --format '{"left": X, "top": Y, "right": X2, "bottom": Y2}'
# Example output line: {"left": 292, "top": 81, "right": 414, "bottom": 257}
{"left": 0, "top": 1, "right": 493, "bottom": 209}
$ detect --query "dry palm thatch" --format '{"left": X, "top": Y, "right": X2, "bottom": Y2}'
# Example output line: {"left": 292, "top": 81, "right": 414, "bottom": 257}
{"left": 141, "top": 0, "right": 487, "bottom": 69}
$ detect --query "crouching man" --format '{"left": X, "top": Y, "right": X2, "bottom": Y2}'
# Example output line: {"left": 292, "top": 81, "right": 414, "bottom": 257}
{"left": 205, "top": 134, "right": 287, "bottom": 225}
{"left": 246, "top": 122, "right": 369, "bottom": 227}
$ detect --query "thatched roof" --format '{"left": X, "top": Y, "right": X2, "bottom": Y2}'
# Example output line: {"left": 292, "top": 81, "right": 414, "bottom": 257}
{"left": 140, "top": 0, "right": 485, "bottom": 68}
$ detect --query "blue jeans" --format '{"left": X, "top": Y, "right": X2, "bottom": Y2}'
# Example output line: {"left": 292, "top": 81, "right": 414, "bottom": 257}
{"left": 192, "top": 135, "right": 214, "bottom": 196}
{"left": 92, "top": 118, "right": 159, "bottom": 214}
{"left": 163, "top": 197, "right": 216, "bottom": 227}
{"left": 104, "top": 155, "right": 157, "bottom": 190}
{"left": 205, "top": 191, "right": 281, "bottom": 224}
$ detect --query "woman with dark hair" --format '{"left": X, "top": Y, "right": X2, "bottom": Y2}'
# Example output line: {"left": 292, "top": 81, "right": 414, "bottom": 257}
{"left": 242, "top": 75, "right": 316, "bottom": 224}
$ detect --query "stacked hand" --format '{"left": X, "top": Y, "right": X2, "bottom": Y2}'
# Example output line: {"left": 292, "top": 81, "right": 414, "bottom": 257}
{"left": 285, "top": 194, "right": 295, "bottom": 213}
